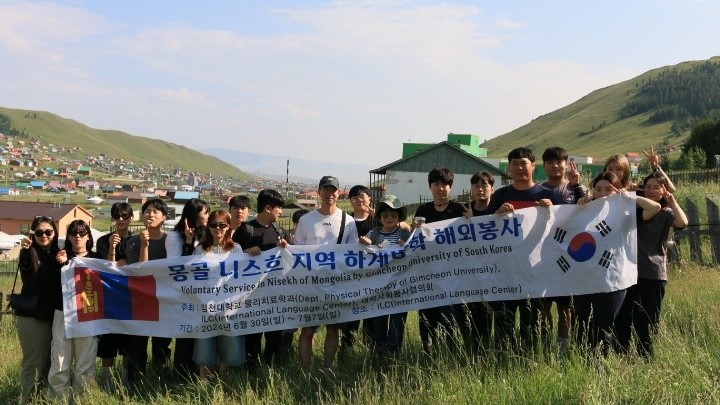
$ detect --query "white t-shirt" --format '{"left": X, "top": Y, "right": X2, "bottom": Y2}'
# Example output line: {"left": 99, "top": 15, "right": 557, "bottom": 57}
{"left": 295, "top": 208, "right": 358, "bottom": 245}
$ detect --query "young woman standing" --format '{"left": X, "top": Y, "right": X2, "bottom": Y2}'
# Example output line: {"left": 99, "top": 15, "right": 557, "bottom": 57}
{"left": 575, "top": 172, "right": 660, "bottom": 356}
{"left": 192, "top": 210, "right": 246, "bottom": 380}
{"left": 615, "top": 172, "right": 688, "bottom": 358}
{"left": 49, "top": 220, "right": 100, "bottom": 399}
{"left": 16, "top": 216, "right": 61, "bottom": 403}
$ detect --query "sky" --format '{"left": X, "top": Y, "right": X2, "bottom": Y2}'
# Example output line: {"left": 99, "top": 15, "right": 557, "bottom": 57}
{"left": 0, "top": 0, "right": 718, "bottom": 176}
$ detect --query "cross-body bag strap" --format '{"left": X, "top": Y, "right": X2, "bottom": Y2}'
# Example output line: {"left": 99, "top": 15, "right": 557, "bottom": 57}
{"left": 336, "top": 210, "right": 346, "bottom": 244}
{"left": 11, "top": 260, "right": 21, "bottom": 295}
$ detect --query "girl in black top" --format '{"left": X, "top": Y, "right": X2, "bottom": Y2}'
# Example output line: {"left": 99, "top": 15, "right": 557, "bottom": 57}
{"left": 16, "top": 215, "right": 61, "bottom": 402}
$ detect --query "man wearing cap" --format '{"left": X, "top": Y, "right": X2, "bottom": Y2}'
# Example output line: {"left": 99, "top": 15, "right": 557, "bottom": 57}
{"left": 295, "top": 175, "right": 359, "bottom": 374}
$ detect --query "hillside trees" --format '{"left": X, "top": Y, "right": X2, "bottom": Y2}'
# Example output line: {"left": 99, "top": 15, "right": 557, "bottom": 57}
{"left": 684, "top": 119, "right": 720, "bottom": 168}
{"left": 619, "top": 62, "right": 720, "bottom": 132}
{"left": 0, "top": 113, "right": 29, "bottom": 137}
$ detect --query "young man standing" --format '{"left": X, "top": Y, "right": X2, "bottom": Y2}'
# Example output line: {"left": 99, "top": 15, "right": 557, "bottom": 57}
{"left": 295, "top": 176, "right": 358, "bottom": 373}
{"left": 95, "top": 202, "right": 134, "bottom": 389}
{"left": 233, "top": 189, "right": 289, "bottom": 369}
{"left": 228, "top": 195, "right": 251, "bottom": 237}
{"left": 124, "top": 198, "right": 169, "bottom": 385}
{"left": 540, "top": 147, "right": 586, "bottom": 358}
{"left": 486, "top": 147, "right": 563, "bottom": 354}
{"left": 412, "top": 165, "right": 466, "bottom": 355}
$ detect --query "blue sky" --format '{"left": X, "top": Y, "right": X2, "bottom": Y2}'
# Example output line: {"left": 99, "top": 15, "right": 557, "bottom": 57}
{"left": 0, "top": 0, "right": 717, "bottom": 175}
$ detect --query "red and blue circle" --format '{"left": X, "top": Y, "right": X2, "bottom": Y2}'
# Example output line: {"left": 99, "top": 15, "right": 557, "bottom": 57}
{"left": 567, "top": 232, "right": 596, "bottom": 262}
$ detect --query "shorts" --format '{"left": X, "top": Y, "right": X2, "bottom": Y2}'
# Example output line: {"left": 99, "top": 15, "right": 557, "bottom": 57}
{"left": 97, "top": 333, "right": 126, "bottom": 358}
{"left": 193, "top": 335, "right": 246, "bottom": 367}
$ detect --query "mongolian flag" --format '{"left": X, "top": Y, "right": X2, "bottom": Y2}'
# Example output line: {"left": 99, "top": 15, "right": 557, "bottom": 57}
{"left": 74, "top": 267, "right": 159, "bottom": 322}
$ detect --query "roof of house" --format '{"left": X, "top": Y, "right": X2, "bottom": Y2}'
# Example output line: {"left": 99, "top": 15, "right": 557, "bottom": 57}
{"left": 174, "top": 191, "right": 200, "bottom": 200}
{"left": 0, "top": 201, "right": 93, "bottom": 221}
{"left": 369, "top": 141, "right": 509, "bottom": 178}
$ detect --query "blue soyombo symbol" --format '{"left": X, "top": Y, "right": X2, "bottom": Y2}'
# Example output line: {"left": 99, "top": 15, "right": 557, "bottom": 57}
{"left": 567, "top": 232, "right": 596, "bottom": 262}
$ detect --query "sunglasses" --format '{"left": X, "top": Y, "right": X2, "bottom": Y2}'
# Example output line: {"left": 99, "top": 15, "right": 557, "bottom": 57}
{"left": 68, "top": 230, "right": 89, "bottom": 237}
{"left": 113, "top": 214, "right": 132, "bottom": 221}
{"left": 208, "top": 222, "right": 229, "bottom": 229}
{"left": 33, "top": 229, "right": 54, "bottom": 238}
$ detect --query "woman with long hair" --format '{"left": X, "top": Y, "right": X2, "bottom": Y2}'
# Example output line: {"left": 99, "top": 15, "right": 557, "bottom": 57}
{"left": 615, "top": 171, "right": 688, "bottom": 358}
{"left": 192, "top": 210, "right": 245, "bottom": 380}
{"left": 603, "top": 154, "right": 636, "bottom": 190}
{"left": 165, "top": 198, "right": 209, "bottom": 376}
{"left": 16, "top": 216, "right": 61, "bottom": 403}
{"left": 49, "top": 220, "right": 100, "bottom": 399}
{"left": 574, "top": 172, "right": 660, "bottom": 356}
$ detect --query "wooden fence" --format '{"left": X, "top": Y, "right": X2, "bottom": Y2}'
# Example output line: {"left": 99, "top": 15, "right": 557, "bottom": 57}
{"left": 671, "top": 195, "right": 720, "bottom": 264}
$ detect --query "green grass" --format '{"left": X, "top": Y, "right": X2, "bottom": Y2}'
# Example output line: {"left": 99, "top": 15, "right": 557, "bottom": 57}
{"left": 0, "top": 263, "right": 718, "bottom": 403}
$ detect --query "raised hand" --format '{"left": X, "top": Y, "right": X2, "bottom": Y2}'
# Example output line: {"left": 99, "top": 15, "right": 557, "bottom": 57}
{"left": 643, "top": 145, "right": 660, "bottom": 170}
{"left": 567, "top": 161, "right": 581, "bottom": 185}
{"left": 463, "top": 202, "right": 473, "bottom": 219}
{"left": 183, "top": 218, "right": 195, "bottom": 243}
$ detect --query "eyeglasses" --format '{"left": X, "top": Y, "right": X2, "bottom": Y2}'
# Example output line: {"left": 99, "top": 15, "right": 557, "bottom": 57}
{"left": 68, "top": 230, "right": 89, "bottom": 237}
{"left": 33, "top": 229, "right": 54, "bottom": 238}
{"left": 208, "top": 222, "right": 229, "bottom": 229}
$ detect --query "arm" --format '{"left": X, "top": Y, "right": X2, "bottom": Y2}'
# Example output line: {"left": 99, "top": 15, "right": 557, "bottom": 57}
{"left": 165, "top": 231, "right": 184, "bottom": 258}
{"left": 666, "top": 193, "right": 688, "bottom": 229}
{"left": 655, "top": 166, "right": 677, "bottom": 194}
{"left": 636, "top": 195, "right": 662, "bottom": 221}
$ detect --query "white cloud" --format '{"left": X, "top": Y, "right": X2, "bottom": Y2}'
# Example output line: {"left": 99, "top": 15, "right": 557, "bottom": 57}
{"left": 158, "top": 88, "right": 205, "bottom": 103}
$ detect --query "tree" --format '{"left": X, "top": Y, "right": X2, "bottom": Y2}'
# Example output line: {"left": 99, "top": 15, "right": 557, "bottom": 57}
{"left": 673, "top": 146, "right": 707, "bottom": 170}
{"left": 684, "top": 119, "right": 720, "bottom": 168}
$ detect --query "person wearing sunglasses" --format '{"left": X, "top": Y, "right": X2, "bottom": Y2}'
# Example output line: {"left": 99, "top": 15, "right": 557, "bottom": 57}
{"left": 48, "top": 220, "right": 100, "bottom": 400}
{"left": 16, "top": 216, "right": 61, "bottom": 403}
{"left": 166, "top": 198, "right": 210, "bottom": 378}
{"left": 192, "top": 210, "right": 245, "bottom": 380}
{"left": 232, "top": 189, "right": 289, "bottom": 371}
{"left": 94, "top": 202, "right": 134, "bottom": 390}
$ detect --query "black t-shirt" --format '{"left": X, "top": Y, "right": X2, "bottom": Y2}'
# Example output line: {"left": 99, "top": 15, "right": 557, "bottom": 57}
{"left": 235, "top": 219, "right": 286, "bottom": 252}
{"left": 96, "top": 232, "right": 133, "bottom": 261}
{"left": 414, "top": 201, "right": 465, "bottom": 224}
{"left": 486, "top": 184, "right": 564, "bottom": 214}
{"left": 352, "top": 214, "right": 375, "bottom": 238}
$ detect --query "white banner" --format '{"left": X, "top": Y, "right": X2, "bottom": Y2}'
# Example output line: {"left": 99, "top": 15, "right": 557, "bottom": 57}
{"left": 62, "top": 194, "right": 637, "bottom": 338}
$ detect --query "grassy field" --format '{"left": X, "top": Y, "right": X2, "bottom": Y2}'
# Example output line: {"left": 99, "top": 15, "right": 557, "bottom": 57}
{"left": 0, "top": 262, "right": 718, "bottom": 404}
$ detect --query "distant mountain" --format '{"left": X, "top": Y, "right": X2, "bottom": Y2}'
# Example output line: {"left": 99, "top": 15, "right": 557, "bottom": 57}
{"left": 200, "top": 148, "right": 372, "bottom": 187}
{"left": 0, "top": 107, "right": 249, "bottom": 179}
{"left": 483, "top": 56, "right": 720, "bottom": 160}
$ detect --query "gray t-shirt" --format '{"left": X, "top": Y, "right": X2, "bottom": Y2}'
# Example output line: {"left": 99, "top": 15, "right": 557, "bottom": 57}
{"left": 637, "top": 207, "right": 674, "bottom": 280}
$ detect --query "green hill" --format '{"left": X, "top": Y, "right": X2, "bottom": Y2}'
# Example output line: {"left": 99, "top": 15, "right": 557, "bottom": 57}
{"left": 482, "top": 56, "right": 720, "bottom": 160}
{"left": 0, "top": 106, "right": 250, "bottom": 179}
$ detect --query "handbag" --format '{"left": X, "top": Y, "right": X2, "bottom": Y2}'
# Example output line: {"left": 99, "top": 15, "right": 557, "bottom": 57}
{"left": 7, "top": 262, "right": 39, "bottom": 314}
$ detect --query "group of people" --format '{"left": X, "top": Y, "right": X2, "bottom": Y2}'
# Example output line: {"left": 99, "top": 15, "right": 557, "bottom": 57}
{"left": 12, "top": 146, "right": 686, "bottom": 402}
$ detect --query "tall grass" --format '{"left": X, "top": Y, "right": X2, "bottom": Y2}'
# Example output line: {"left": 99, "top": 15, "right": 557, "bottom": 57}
{"left": 0, "top": 261, "right": 719, "bottom": 404}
